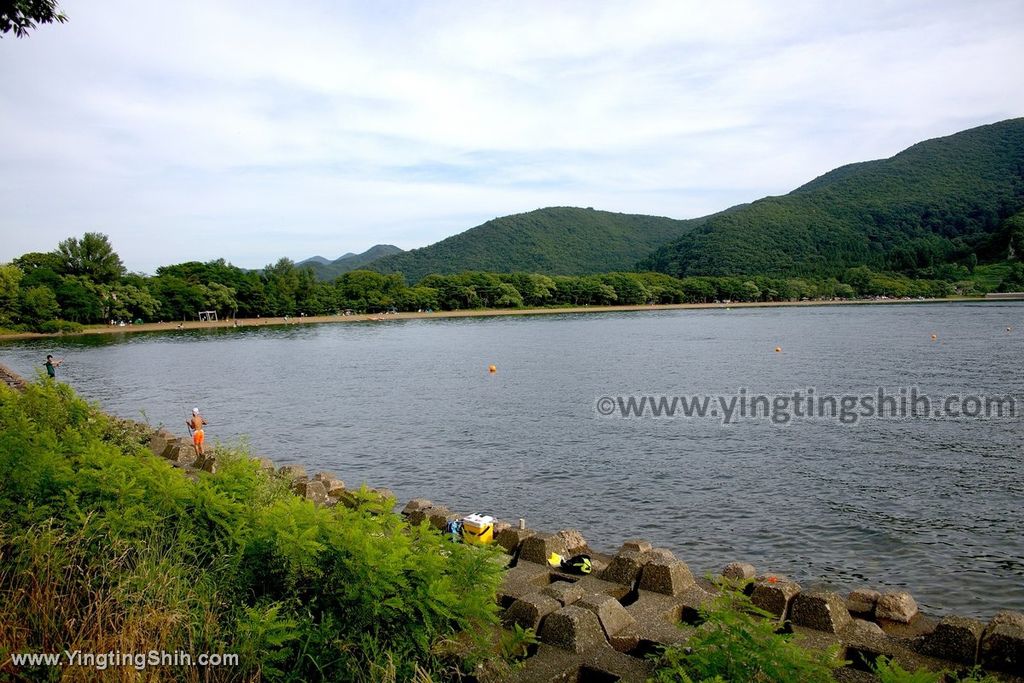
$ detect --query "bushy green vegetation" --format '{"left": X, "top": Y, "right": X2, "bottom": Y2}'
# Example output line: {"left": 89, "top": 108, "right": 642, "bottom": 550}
{"left": 0, "top": 381, "right": 505, "bottom": 681}
{"left": 368, "top": 207, "right": 694, "bottom": 282}
{"left": 642, "top": 118, "right": 1024, "bottom": 279}
{"left": 650, "top": 583, "right": 844, "bottom": 683}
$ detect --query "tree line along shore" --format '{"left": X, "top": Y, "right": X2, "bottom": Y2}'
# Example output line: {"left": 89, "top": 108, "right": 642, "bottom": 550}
{"left": 3, "top": 232, "right": 1022, "bottom": 337}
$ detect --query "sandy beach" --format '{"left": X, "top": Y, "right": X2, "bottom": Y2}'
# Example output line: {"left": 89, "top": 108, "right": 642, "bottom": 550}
{"left": 0, "top": 296, "right": 989, "bottom": 342}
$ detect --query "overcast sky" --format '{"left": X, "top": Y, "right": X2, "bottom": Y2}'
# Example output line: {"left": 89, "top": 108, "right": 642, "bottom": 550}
{"left": 1, "top": 1, "right": 1022, "bottom": 273}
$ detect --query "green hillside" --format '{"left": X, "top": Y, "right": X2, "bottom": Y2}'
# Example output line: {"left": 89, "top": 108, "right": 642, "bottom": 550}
{"left": 641, "top": 118, "right": 1024, "bottom": 277}
{"left": 366, "top": 207, "right": 695, "bottom": 283}
{"left": 300, "top": 244, "right": 404, "bottom": 280}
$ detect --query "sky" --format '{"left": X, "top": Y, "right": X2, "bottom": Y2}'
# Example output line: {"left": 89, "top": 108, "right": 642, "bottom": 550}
{"left": 1, "top": 1, "right": 1023, "bottom": 274}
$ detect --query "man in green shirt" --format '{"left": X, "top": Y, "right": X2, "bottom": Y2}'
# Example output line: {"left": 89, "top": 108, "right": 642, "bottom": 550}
{"left": 44, "top": 354, "right": 63, "bottom": 379}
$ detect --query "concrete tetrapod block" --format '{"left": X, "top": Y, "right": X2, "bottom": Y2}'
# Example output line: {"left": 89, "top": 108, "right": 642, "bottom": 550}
{"left": 556, "top": 529, "right": 589, "bottom": 555}
{"left": 502, "top": 593, "right": 562, "bottom": 632}
{"left": 790, "top": 591, "right": 853, "bottom": 634}
{"left": 277, "top": 464, "right": 307, "bottom": 480}
{"left": 292, "top": 479, "right": 328, "bottom": 504}
{"left": 401, "top": 498, "right": 433, "bottom": 516}
{"left": 148, "top": 429, "right": 177, "bottom": 458}
{"left": 600, "top": 550, "right": 654, "bottom": 586}
{"left": 980, "top": 610, "right": 1024, "bottom": 674}
{"left": 541, "top": 581, "right": 584, "bottom": 606}
{"left": 576, "top": 593, "right": 638, "bottom": 653}
{"left": 638, "top": 557, "right": 696, "bottom": 597}
{"left": 537, "top": 605, "right": 608, "bottom": 654}
{"left": 165, "top": 441, "right": 197, "bottom": 467}
{"left": 876, "top": 591, "right": 918, "bottom": 623}
{"left": 847, "top": 588, "right": 881, "bottom": 616}
{"left": 499, "top": 562, "right": 557, "bottom": 606}
{"left": 917, "top": 615, "right": 984, "bottom": 665}
{"left": 253, "top": 457, "right": 276, "bottom": 473}
{"left": 519, "top": 533, "right": 569, "bottom": 565}
{"left": 495, "top": 527, "right": 536, "bottom": 554}
{"left": 750, "top": 577, "right": 801, "bottom": 619}
{"left": 426, "top": 506, "right": 454, "bottom": 530}
{"left": 722, "top": 562, "right": 756, "bottom": 581}
{"left": 619, "top": 539, "right": 653, "bottom": 554}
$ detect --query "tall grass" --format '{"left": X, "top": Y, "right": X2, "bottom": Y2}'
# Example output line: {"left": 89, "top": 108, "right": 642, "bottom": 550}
{"left": 0, "top": 381, "right": 504, "bottom": 681}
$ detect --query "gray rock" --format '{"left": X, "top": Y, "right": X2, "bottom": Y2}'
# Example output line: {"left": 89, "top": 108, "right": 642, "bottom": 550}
{"left": 876, "top": 592, "right": 918, "bottom": 623}
{"left": 980, "top": 610, "right": 1024, "bottom": 673}
{"left": 538, "top": 605, "right": 608, "bottom": 653}
{"left": 293, "top": 479, "right": 328, "bottom": 504}
{"left": 638, "top": 558, "right": 696, "bottom": 596}
{"left": 722, "top": 562, "right": 756, "bottom": 581}
{"left": 919, "top": 615, "right": 983, "bottom": 665}
{"left": 790, "top": 591, "right": 853, "bottom": 634}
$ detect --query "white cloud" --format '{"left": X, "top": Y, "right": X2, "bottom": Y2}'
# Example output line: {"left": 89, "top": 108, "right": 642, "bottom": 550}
{"left": 1, "top": 0, "right": 1022, "bottom": 272}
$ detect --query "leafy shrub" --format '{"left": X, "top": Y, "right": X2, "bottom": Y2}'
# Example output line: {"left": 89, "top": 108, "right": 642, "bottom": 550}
{"left": 36, "top": 319, "right": 84, "bottom": 334}
{"left": 0, "top": 381, "right": 505, "bottom": 681}
{"left": 650, "top": 582, "right": 844, "bottom": 683}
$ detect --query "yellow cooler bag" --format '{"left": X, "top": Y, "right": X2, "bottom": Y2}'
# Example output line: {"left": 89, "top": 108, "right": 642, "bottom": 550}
{"left": 461, "top": 514, "right": 494, "bottom": 546}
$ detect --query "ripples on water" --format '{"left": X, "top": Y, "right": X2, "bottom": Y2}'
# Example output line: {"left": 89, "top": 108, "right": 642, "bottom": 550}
{"left": 2, "top": 302, "right": 1022, "bottom": 617}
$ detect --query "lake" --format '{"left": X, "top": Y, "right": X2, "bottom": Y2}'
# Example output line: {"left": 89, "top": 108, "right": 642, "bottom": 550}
{"left": 2, "top": 301, "right": 1022, "bottom": 618}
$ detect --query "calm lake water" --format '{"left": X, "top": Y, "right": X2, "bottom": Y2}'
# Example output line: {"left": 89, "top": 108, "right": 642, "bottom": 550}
{"left": 2, "top": 302, "right": 1023, "bottom": 618}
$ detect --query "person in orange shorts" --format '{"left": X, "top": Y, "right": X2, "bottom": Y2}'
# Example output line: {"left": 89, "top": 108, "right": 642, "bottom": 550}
{"left": 186, "top": 407, "right": 208, "bottom": 456}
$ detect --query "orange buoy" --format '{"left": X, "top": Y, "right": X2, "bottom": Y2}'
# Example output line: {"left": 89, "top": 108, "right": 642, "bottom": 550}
{"left": 488, "top": 364, "right": 497, "bottom": 373}
{"left": 931, "top": 334, "right": 938, "bottom": 341}
{"left": 774, "top": 347, "right": 782, "bottom": 353}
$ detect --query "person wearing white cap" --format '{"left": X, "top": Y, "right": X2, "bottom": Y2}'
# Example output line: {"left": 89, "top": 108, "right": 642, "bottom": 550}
{"left": 186, "top": 407, "right": 208, "bottom": 456}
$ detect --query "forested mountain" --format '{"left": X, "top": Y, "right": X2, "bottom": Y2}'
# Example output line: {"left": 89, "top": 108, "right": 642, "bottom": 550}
{"left": 641, "top": 118, "right": 1024, "bottom": 277}
{"left": 299, "top": 245, "right": 403, "bottom": 280}
{"left": 366, "top": 207, "right": 695, "bottom": 283}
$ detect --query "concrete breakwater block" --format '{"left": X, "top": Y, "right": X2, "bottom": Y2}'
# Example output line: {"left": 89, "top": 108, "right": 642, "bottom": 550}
{"left": 722, "top": 561, "right": 756, "bottom": 581}
{"left": 503, "top": 593, "right": 562, "bottom": 632}
{"left": 576, "top": 593, "right": 637, "bottom": 651}
{"left": 401, "top": 498, "right": 433, "bottom": 517}
{"left": 253, "top": 457, "right": 276, "bottom": 473}
{"left": 148, "top": 429, "right": 177, "bottom": 458}
{"left": 918, "top": 614, "right": 984, "bottom": 665}
{"left": 876, "top": 591, "right": 919, "bottom": 623}
{"left": 980, "top": 610, "right": 1024, "bottom": 673}
{"left": 750, "top": 577, "right": 801, "bottom": 619}
{"left": 600, "top": 550, "right": 655, "bottom": 586}
{"left": 496, "top": 527, "right": 535, "bottom": 553}
{"left": 538, "top": 605, "right": 608, "bottom": 654}
{"left": 277, "top": 464, "right": 307, "bottom": 480}
{"left": 312, "top": 471, "right": 345, "bottom": 493}
{"left": 519, "top": 533, "right": 569, "bottom": 565}
{"left": 638, "top": 557, "right": 696, "bottom": 597}
{"left": 541, "top": 581, "right": 584, "bottom": 607}
{"left": 556, "top": 529, "right": 588, "bottom": 555}
{"left": 790, "top": 591, "right": 853, "bottom": 634}
{"left": 165, "top": 441, "right": 197, "bottom": 467}
{"left": 292, "top": 479, "right": 328, "bottom": 504}
{"left": 847, "top": 588, "right": 881, "bottom": 616}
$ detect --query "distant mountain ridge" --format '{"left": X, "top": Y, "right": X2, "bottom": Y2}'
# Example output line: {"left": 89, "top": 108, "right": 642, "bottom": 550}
{"left": 299, "top": 245, "right": 404, "bottom": 280}
{"left": 366, "top": 207, "right": 696, "bottom": 283}
{"left": 641, "top": 118, "right": 1024, "bottom": 277}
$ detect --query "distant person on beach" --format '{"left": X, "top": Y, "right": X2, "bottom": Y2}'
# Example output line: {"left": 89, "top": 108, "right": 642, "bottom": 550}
{"left": 186, "top": 407, "right": 208, "bottom": 456}
{"left": 44, "top": 354, "right": 63, "bottom": 379}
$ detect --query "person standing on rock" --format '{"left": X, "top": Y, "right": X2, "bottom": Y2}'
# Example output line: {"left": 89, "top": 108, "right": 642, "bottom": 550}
{"left": 44, "top": 355, "right": 63, "bottom": 379}
{"left": 186, "top": 407, "right": 208, "bottom": 457}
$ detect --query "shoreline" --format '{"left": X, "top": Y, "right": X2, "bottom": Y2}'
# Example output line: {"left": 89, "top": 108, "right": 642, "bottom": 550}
{"left": 0, "top": 295, "right": 999, "bottom": 342}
